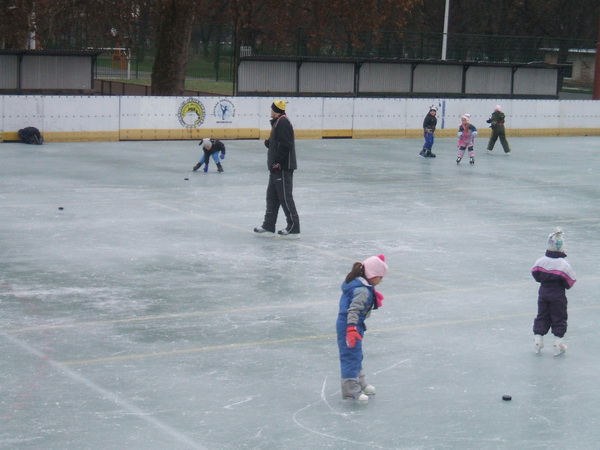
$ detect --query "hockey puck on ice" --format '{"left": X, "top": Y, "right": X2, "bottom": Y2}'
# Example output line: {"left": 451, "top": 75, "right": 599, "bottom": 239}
{"left": 184, "top": 178, "right": 189, "bottom": 180}
{"left": 502, "top": 395, "right": 512, "bottom": 401}
{"left": 58, "top": 207, "right": 64, "bottom": 210}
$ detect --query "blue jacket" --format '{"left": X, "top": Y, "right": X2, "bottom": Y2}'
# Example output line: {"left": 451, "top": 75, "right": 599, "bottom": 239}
{"left": 337, "top": 277, "right": 375, "bottom": 329}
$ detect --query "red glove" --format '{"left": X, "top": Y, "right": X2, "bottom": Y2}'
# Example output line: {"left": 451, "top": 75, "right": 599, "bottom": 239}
{"left": 346, "top": 326, "right": 362, "bottom": 348}
{"left": 375, "top": 291, "right": 384, "bottom": 308}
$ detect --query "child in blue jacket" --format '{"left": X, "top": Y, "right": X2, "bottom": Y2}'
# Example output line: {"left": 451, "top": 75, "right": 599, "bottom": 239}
{"left": 336, "top": 254, "right": 388, "bottom": 403}
{"left": 532, "top": 228, "right": 577, "bottom": 356}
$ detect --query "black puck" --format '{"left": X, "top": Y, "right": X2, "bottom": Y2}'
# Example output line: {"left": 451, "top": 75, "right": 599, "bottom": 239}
{"left": 58, "top": 207, "right": 64, "bottom": 210}
{"left": 184, "top": 178, "right": 189, "bottom": 180}
{"left": 502, "top": 395, "right": 512, "bottom": 401}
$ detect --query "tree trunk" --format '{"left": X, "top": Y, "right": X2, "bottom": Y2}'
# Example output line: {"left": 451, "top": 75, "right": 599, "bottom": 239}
{"left": 151, "top": 0, "right": 197, "bottom": 96}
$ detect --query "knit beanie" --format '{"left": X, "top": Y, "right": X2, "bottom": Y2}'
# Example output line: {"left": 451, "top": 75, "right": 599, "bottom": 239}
{"left": 547, "top": 227, "right": 564, "bottom": 252}
{"left": 199, "top": 138, "right": 212, "bottom": 149}
{"left": 271, "top": 100, "right": 287, "bottom": 114}
{"left": 363, "top": 254, "right": 388, "bottom": 279}
{"left": 494, "top": 105, "right": 502, "bottom": 112}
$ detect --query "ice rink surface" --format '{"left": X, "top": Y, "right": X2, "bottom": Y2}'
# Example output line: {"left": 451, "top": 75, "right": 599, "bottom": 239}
{"left": 1, "top": 135, "right": 600, "bottom": 449}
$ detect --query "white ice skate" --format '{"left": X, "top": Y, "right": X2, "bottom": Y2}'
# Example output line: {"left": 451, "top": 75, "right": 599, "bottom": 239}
{"left": 362, "top": 385, "right": 376, "bottom": 396}
{"left": 534, "top": 334, "right": 544, "bottom": 354}
{"left": 553, "top": 338, "right": 567, "bottom": 357}
{"left": 356, "top": 393, "right": 369, "bottom": 403}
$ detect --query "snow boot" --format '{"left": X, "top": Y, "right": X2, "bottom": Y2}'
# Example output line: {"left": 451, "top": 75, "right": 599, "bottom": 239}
{"left": 419, "top": 149, "right": 427, "bottom": 158}
{"left": 426, "top": 149, "right": 436, "bottom": 158}
{"left": 216, "top": 162, "right": 224, "bottom": 172}
{"left": 192, "top": 162, "right": 203, "bottom": 172}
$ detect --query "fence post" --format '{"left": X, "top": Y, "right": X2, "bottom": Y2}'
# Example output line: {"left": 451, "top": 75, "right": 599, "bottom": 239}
{"left": 593, "top": 15, "right": 600, "bottom": 100}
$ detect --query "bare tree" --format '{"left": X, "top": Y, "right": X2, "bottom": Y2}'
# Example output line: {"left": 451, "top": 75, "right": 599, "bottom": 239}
{"left": 0, "top": 0, "right": 36, "bottom": 49}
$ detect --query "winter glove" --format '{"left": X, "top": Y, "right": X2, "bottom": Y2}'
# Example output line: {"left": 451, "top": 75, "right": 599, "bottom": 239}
{"left": 264, "top": 139, "right": 270, "bottom": 148}
{"left": 220, "top": 152, "right": 225, "bottom": 160}
{"left": 270, "top": 163, "right": 281, "bottom": 174}
{"left": 346, "top": 325, "right": 362, "bottom": 348}
{"left": 375, "top": 291, "right": 384, "bottom": 308}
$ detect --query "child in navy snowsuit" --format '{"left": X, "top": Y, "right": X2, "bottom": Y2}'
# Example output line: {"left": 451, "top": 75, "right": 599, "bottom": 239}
{"left": 336, "top": 254, "right": 388, "bottom": 403}
{"left": 532, "top": 228, "right": 576, "bottom": 356}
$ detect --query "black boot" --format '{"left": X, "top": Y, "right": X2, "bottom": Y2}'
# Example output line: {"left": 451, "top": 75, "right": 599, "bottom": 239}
{"left": 193, "top": 162, "right": 202, "bottom": 172}
{"left": 216, "top": 162, "right": 224, "bottom": 173}
{"left": 426, "top": 149, "right": 436, "bottom": 158}
{"left": 419, "top": 149, "right": 427, "bottom": 158}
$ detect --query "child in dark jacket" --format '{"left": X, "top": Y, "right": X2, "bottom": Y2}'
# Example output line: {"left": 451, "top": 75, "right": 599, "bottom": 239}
{"left": 336, "top": 254, "right": 388, "bottom": 403}
{"left": 192, "top": 138, "right": 226, "bottom": 173}
{"left": 531, "top": 228, "right": 576, "bottom": 356}
{"left": 419, "top": 106, "right": 438, "bottom": 158}
{"left": 486, "top": 105, "right": 511, "bottom": 154}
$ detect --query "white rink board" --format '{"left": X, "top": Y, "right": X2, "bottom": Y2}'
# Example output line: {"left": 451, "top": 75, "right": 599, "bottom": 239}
{"left": 322, "top": 98, "right": 355, "bottom": 130}
{"left": 2, "top": 95, "right": 600, "bottom": 140}
{"left": 353, "top": 98, "right": 407, "bottom": 130}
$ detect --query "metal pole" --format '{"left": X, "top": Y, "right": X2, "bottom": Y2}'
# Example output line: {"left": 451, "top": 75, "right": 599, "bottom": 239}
{"left": 593, "top": 14, "right": 600, "bottom": 99}
{"left": 442, "top": 0, "right": 450, "bottom": 60}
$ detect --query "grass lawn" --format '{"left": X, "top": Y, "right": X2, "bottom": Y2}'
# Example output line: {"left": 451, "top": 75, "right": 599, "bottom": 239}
{"left": 98, "top": 78, "right": 234, "bottom": 96}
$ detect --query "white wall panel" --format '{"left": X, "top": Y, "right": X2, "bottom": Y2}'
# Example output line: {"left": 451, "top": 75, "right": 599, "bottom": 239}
{"left": 359, "top": 63, "right": 412, "bottom": 93}
{"left": 41, "top": 96, "right": 118, "bottom": 131}
{"left": 511, "top": 99, "right": 560, "bottom": 128}
{"left": 2, "top": 96, "right": 45, "bottom": 131}
{"left": 258, "top": 97, "right": 324, "bottom": 135}
{"left": 514, "top": 68, "right": 557, "bottom": 96}
{"left": 299, "top": 63, "right": 354, "bottom": 94}
{"left": 413, "top": 65, "right": 463, "bottom": 93}
{"left": 2, "top": 95, "right": 600, "bottom": 141}
{"left": 21, "top": 56, "right": 91, "bottom": 90}
{"left": 322, "top": 98, "right": 355, "bottom": 129}
{"left": 238, "top": 61, "right": 296, "bottom": 93}
{"left": 466, "top": 66, "right": 512, "bottom": 95}
{"left": 0, "top": 56, "right": 18, "bottom": 89}
{"left": 558, "top": 100, "right": 600, "bottom": 128}
{"left": 352, "top": 98, "right": 406, "bottom": 129}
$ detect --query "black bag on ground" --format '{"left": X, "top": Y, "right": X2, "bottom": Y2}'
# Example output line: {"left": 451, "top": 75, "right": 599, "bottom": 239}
{"left": 18, "top": 127, "right": 44, "bottom": 145}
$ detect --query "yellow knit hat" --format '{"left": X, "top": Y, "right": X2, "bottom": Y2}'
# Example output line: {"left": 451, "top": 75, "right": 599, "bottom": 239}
{"left": 271, "top": 100, "right": 287, "bottom": 114}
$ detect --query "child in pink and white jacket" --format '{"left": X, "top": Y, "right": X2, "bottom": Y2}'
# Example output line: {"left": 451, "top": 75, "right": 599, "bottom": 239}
{"left": 456, "top": 115, "right": 478, "bottom": 165}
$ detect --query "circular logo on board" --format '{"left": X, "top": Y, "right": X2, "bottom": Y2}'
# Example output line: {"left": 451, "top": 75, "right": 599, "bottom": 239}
{"left": 178, "top": 98, "right": 206, "bottom": 128}
{"left": 213, "top": 99, "right": 236, "bottom": 123}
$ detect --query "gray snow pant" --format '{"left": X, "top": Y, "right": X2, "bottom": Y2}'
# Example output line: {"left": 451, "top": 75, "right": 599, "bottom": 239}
{"left": 341, "top": 370, "right": 369, "bottom": 400}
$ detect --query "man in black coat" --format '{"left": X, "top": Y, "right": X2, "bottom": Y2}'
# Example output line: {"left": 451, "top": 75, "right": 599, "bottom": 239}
{"left": 254, "top": 100, "right": 300, "bottom": 237}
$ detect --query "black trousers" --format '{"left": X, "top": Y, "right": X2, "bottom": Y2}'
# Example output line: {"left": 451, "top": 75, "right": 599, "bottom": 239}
{"left": 487, "top": 125, "right": 511, "bottom": 152}
{"left": 261, "top": 169, "right": 300, "bottom": 233}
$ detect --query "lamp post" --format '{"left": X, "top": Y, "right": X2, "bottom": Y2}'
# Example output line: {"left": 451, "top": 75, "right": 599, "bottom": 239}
{"left": 441, "top": 0, "right": 450, "bottom": 60}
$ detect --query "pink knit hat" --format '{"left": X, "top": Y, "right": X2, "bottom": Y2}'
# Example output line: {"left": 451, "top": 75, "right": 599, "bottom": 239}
{"left": 363, "top": 254, "right": 388, "bottom": 279}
